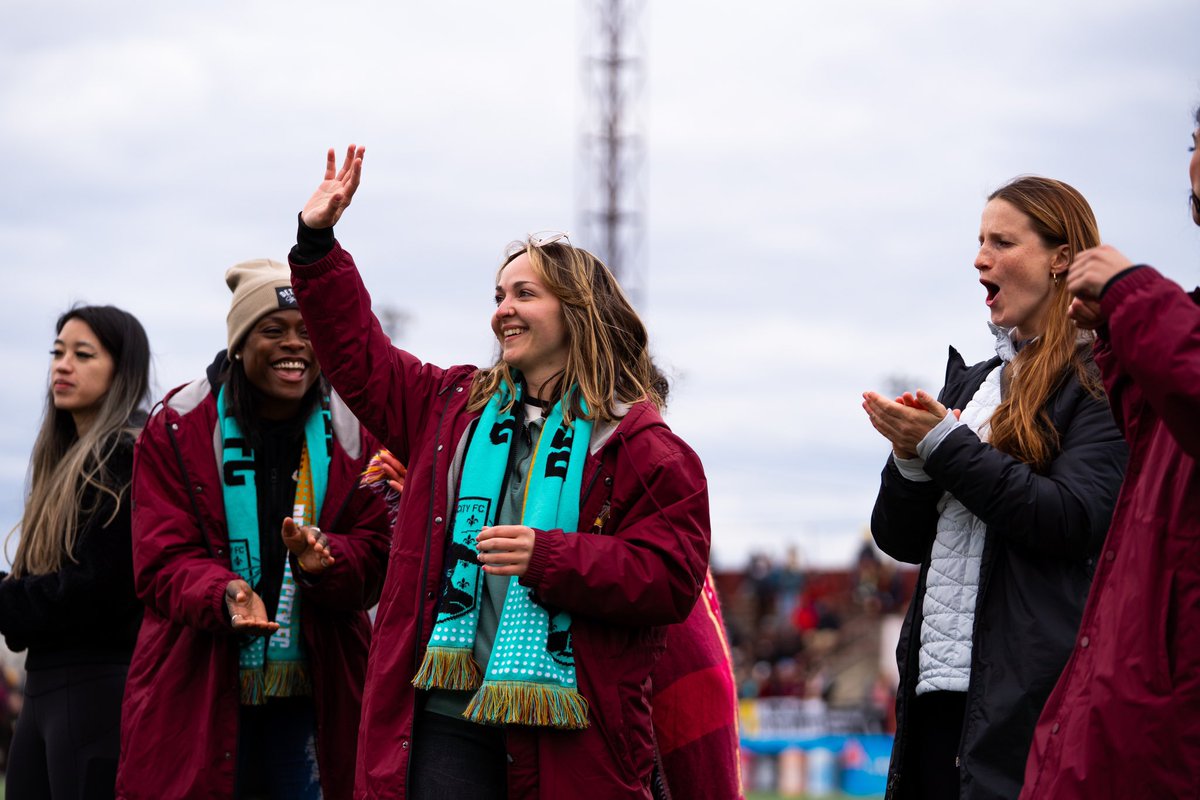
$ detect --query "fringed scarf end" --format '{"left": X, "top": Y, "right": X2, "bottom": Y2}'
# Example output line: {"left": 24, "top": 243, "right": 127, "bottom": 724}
{"left": 264, "top": 662, "right": 312, "bottom": 698}
{"left": 240, "top": 669, "right": 266, "bottom": 706}
{"left": 412, "top": 647, "right": 483, "bottom": 691}
{"left": 464, "top": 681, "right": 590, "bottom": 729}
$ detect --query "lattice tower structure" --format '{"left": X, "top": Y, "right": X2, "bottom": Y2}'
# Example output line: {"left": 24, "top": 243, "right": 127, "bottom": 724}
{"left": 578, "top": 0, "right": 646, "bottom": 307}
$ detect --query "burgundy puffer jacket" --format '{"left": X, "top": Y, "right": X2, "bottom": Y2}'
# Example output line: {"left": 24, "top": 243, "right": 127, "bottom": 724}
{"left": 116, "top": 375, "right": 391, "bottom": 799}
{"left": 291, "top": 242, "right": 712, "bottom": 799}
{"left": 1021, "top": 267, "right": 1200, "bottom": 798}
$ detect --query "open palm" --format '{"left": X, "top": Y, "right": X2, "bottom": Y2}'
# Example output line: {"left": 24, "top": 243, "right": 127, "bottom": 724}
{"left": 225, "top": 579, "right": 279, "bottom": 635}
{"left": 301, "top": 144, "right": 365, "bottom": 229}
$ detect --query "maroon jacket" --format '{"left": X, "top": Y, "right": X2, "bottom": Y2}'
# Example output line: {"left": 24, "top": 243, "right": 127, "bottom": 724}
{"left": 652, "top": 570, "right": 743, "bottom": 800}
{"left": 1021, "top": 267, "right": 1200, "bottom": 798}
{"left": 291, "top": 242, "right": 712, "bottom": 799}
{"left": 116, "top": 375, "right": 391, "bottom": 800}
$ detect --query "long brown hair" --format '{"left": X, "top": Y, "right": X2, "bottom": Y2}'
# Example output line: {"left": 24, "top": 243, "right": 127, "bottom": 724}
{"left": 10, "top": 306, "right": 151, "bottom": 577}
{"left": 986, "top": 177, "right": 1102, "bottom": 471}
{"left": 468, "top": 238, "right": 668, "bottom": 424}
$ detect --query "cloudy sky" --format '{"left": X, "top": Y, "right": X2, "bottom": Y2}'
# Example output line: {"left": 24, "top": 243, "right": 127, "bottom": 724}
{"left": 2, "top": 1, "right": 1198, "bottom": 570}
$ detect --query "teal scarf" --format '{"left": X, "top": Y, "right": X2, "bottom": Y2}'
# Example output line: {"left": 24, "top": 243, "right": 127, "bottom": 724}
{"left": 217, "top": 385, "right": 331, "bottom": 705}
{"left": 412, "top": 384, "right": 593, "bottom": 729}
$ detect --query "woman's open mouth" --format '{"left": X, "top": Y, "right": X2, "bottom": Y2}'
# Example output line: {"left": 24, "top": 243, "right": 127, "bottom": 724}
{"left": 981, "top": 280, "right": 1000, "bottom": 307}
{"left": 272, "top": 359, "right": 309, "bottom": 382}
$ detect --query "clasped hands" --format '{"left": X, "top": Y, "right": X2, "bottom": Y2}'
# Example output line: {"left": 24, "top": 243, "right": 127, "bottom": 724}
{"left": 224, "top": 519, "right": 335, "bottom": 634}
{"left": 862, "top": 390, "right": 960, "bottom": 459}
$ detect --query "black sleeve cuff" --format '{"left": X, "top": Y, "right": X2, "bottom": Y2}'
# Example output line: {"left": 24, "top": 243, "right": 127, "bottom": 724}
{"left": 1099, "top": 265, "right": 1146, "bottom": 299}
{"left": 290, "top": 213, "right": 336, "bottom": 266}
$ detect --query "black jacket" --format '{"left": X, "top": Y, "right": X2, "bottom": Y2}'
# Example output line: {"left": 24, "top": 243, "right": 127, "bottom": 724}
{"left": 0, "top": 432, "right": 143, "bottom": 669}
{"left": 871, "top": 346, "right": 1127, "bottom": 800}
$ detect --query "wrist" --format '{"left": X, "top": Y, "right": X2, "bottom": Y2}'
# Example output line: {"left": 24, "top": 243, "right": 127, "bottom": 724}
{"left": 292, "top": 212, "right": 336, "bottom": 265}
{"left": 1099, "top": 264, "right": 1144, "bottom": 299}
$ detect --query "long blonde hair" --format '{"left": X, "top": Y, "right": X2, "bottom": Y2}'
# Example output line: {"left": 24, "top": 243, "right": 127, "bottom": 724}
{"left": 987, "top": 177, "right": 1103, "bottom": 472}
{"left": 10, "top": 306, "right": 150, "bottom": 577}
{"left": 468, "top": 238, "right": 668, "bottom": 424}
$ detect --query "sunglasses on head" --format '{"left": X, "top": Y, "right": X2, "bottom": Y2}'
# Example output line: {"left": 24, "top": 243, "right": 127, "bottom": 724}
{"left": 528, "top": 231, "right": 571, "bottom": 248}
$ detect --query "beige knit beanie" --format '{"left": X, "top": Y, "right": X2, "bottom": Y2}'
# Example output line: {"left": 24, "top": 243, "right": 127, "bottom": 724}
{"left": 225, "top": 259, "right": 297, "bottom": 353}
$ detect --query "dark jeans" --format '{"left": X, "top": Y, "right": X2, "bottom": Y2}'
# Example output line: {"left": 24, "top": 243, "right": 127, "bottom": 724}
{"left": 906, "top": 690, "right": 967, "bottom": 800}
{"left": 410, "top": 710, "right": 507, "bottom": 800}
{"left": 6, "top": 663, "right": 128, "bottom": 800}
{"left": 237, "top": 697, "right": 322, "bottom": 799}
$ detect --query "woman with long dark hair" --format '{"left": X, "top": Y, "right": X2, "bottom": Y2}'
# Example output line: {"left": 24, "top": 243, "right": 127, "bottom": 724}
{"left": 116, "top": 260, "right": 391, "bottom": 799}
{"left": 287, "top": 146, "right": 711, "bottom": 799}
{"left": 862, "top": 176, "right": 1128, "bottom": 799}
{"left": 3, "top": 305, "right": 150, "bottom": 799}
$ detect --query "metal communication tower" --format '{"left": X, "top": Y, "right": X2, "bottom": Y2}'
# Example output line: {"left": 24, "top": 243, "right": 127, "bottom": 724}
{"left": 579, "top": 0, "right": 646, "bottom": 307}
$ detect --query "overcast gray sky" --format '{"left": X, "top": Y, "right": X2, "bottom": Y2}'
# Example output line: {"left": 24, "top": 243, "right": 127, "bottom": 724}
{"left": 2, "top": 1, "right": 1198, "bottom": 569}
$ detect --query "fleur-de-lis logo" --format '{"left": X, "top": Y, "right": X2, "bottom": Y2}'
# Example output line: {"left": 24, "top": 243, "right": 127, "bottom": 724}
{"left": 467, "top": 514, "right": 479, "bottom": 526}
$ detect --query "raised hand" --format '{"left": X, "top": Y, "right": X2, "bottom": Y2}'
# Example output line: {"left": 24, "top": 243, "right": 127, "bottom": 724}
{"left": 225, "top": 579, "right": 280, "bottom": 635}
{"left": 301, "top": 144, "right": 365, "bottom": 230}
{"left": 281, "top": 517, "right": 335, "bottom": 574}
{"left": 1066, "top": 244, "right": 1133, "bottom": 301}
{"left": 476, "top": 525, "right": 536, "bottom": 577}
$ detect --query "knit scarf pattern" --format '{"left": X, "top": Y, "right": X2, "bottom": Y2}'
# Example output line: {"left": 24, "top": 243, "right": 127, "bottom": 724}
{"left": 412, "top": 383, "right": 593, "bottom": 729}
{"left": 217, "top": 385, "right": 331, "bottom": 705}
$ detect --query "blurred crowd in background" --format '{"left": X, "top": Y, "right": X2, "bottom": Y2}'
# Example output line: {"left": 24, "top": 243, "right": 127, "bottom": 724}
{"left": 717, "top": 540, "right": 917, "bottom": 733}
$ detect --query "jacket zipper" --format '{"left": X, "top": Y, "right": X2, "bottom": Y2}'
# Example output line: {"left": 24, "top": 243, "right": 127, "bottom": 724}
{"left": 405, "top": 380, "right": 468, "bottom": 797}
{"left": 412, "top": 383, "right": 459, "bottom": 673}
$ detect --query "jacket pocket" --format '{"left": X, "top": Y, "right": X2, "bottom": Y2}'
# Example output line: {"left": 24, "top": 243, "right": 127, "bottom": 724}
{"left": 1164, "top": 540, "right": 1200, "bottom": 691}
{"left": 574, "top": 625, "right": 660, "bottom": 788}
{"left": 579, "top": 653, "right": 633, "bottom": 780}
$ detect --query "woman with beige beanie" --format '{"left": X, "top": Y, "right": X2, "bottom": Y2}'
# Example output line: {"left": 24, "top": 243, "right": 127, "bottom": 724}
{"left": 115, "top": 260, "right": 392, "bottom": 799}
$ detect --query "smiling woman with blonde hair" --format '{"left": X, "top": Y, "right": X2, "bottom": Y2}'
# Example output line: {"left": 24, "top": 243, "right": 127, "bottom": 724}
{"left": 468, "top": 235, "right": 668, "bottom": 424}
{"left": 286, "top": 145, "right": 711, "bottom": 799}
{"left": 861, "top": 176, "right": 1128, "bottom": 799}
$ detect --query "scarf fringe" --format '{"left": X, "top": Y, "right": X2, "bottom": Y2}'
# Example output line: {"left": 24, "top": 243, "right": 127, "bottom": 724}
{"left": 240, "top": 668, "right": 266, "bottom": 705}
{"left": 240, "top": 663, "right": 312, "bottom": 705}
{"left": 464, "top": 681, "right": 590, "bottom": 729}
{"left": 265, "top": 661, "right": 312, "bottom": 698}
{"left": 412, "top": 647, "right": 483, "bottom": 691}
